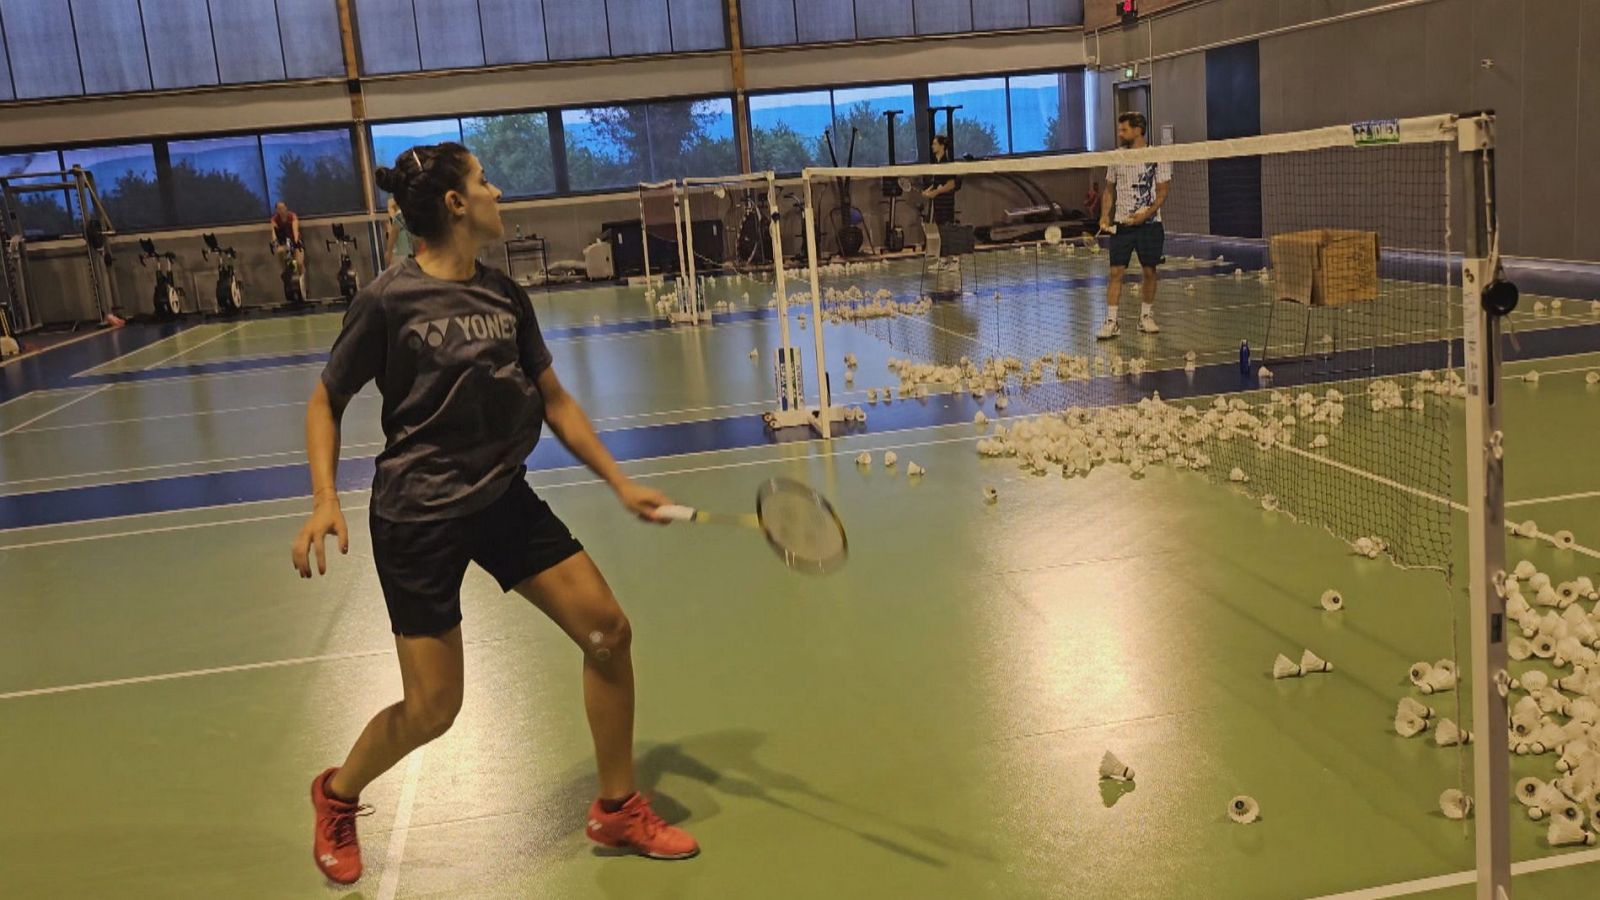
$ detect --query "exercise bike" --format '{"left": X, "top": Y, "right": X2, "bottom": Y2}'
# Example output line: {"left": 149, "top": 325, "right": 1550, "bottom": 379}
{"left": 325, "top": 223, "right": 360, "bottom": 304}
{"left": 201, "top": 233, "right": 244, "bottom": 315}
{"left": 273, "top": 239, "right": 307, "bottom": 307}
{"left": 138, "top": 238, "right": 185, "bottom": 320}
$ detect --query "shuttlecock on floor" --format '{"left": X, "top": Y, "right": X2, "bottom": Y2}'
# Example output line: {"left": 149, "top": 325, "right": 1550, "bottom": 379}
{"left": 1534, "top": 634, "right": 1559, "bottom": 659}
{"left": 1552, "top": 299, "right": 1565, "bottom": 314}
{"left": 1228, "top": 796, "right": 1260, "bottom": 824}
{"left": 1550, "top": 530, "right": 1577, "bottom": 550}
{"left": 1517, "top": 777, "right": 1551, "bottom": 809}
{"left": 906, "top": 462, "right": 925, "bottom": 478}
{"left": 844, "top": 353, "right": 858, "bottom": 368}
{"left": 1548, "top": 815, "right": 1596, "bottom": 847}
{"left": 1524, "top": 370, "right": 1542, "bottom": 383}
{"left": 1300, "top": 649, "right": 1333, "bottom": 674}
{"left": 1434, "top": 719, "right": 1472, "bottom": 747}
{"left": 1311, "top": 433, "right": 1329, "bottom": 448}
{"left": 983, "top": 486, "right": 998, "bottom": 504}
{"left": 1185, "top": 350, "right": 1198, "bottom": 363}
{"left": 1421, "top": 666, "right": 1457, "bottom": 695}
{"left": 1534, "top": 300, "right": 1548, "bottom": 315}
{"left": 974, "top": 411, "right": 989, "bottom": 427}
{"left": 1514, "top": 559, "right": 1538, "bottom": 580}
{"left": 1513, "top": 519, "right": 1539, "bottom": 538}
{"left": 844, "top": 370, "right": 855, "bottom": 384}
{"left": 749, "top": 348, "right": 760, "bottom": 360}
{"left": 1320, "top": 589, "right": 1344, "bottom": 612}
{"left": 1273, "top": 653, "right": 1301, "bottom": 679}
{"left": 1530, "top": 572, "right": 1553, "bottom": 593}
{"left": 1184, "top": 282, "right": 1197, "bottom": 294}
{"left": 1259, "top": 366, "right": 1274, "bottom": 381}
{"left": 1440, "top": 789, "right": 1474, "bottom": 820}
{"left": 995, "top": 396, "right": 1010, "bottom": 410}
{"left": 1261, "top": 495, "right": 1279, "bottom": 512}
{"left": 1098, "top": 750, "right": 1134, "bottom": 782}
{"left": 1409, "top": 661, "right": 1433, "bottom": 686}
{"left": 1229, "top": 467, "right": 1249, "bottom": 483}
{"left": 1396, "top": 710, "right": 1431, "bottom": 737}
{"left": 1399, "top": 698, "right": 1434, "bottom": 720}
{"left": 866, "top": 388, "right": 878, "bottom": 404}
{"left": 1588, "top": 371, "right": 1600, "bottom": 385}
{"left": 883, "top": 451, "right": 898, "bottom": 468}
{"left": 855, "top": 452, "right": 872, "bottom": 467}
{"left": 1509, "top": 637, "right": 1534, "bottom": 661}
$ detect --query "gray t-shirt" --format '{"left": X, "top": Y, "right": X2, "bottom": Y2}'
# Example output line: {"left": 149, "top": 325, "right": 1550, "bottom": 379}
{"left": 321, "top": 258, "right": 553, "bottom": 522}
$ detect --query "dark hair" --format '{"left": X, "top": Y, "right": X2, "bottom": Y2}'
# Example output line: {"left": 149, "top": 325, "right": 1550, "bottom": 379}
{"left": 931, "top": 134, "right": 950, "bottom": 150}
{"left": 1116, "top": 112, "right": 1147, "bottom": 135}
{"left": 374, "top": 142, "right": 474, "bottom": 241}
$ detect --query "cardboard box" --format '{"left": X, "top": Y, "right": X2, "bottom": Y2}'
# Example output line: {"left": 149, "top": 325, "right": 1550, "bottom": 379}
{"left": 1269, "top": 229, "right": 1379, "bottom": 306}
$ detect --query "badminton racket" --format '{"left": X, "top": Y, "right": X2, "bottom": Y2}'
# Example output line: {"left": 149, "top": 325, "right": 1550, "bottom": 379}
{"left": 653, "top": 478, "right": 848, "bottom": 575}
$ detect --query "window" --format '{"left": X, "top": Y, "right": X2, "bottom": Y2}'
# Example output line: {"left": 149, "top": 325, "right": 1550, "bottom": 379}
{"left": 928, "top": 77, "right": 1009, "bottom": 157}
{"left": 542, "top": 0, "right": 613, "bottom": 60}
{"left": 463, "top": 113, "right": 556, "bottom": 199}
{"left": 853, "top": 0, "right": 912, "bottom": 40}
{"left": 262, "top": 129, "right": 363, "bottom": 216}
{"left": 831, "top": 84, "right": 916, "bottom": 167}
{"left": 1009, "top": 72, "right": 1085, "bottom": 153}
{"left": 169, "top": 136, "right": 269, "bottom": 227}
{"left": 668, "top": 0, "right": 724, "bottom": 52}
{"left": 143, "top": 0, "right": 219, "bottom": 90}
{"left": 912, "top": 0, "right": 972, "bottom": 35}
{"left": 563, "top": 97, "right": 735, "bottom": 191}
{"left": 0, "top": 151, "right": 72, "bottom": 237}
{"left": 72, "top": 0, "right": 151, "bottom": 94}
{"left": 278, "top": 0, "right": 346, "bottom": 79}
{"left": 414, "top": 0, "right": 486, "bottom": 71}
{"left": 353, "top": 0, "right": 421, "bottom": 73}
{"left": 0, "top": 18, "right": 11, "bottom": 100}
{"left": 61, "top": 144, "right": 161, "bottom": 230}
{"left": 1, "top": 0, "right": 85, "bottom": 98}
{"left": 749, "top": 90, "right": 831, "bottom": 173}
{"left": 370, "top": 120, "right": 466, "bottom": 174}
{"left": 478, "top": 0, "right": 549, "bottom": 65}
{"left": 208, "top": 0, "right": 289, "bottom": 83}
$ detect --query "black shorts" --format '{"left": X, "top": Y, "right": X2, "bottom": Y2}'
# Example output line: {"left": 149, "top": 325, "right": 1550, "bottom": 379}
{"left": 1108, "top": 221, "right": 1165, "bottom": 269}
{"left": 369, "top": 476, "right": 584, "bottom": 636}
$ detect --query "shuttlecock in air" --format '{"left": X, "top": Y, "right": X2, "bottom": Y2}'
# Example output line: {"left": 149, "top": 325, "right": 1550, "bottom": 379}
{"left": 855, "top": 452, "right": 872, "bottom": 467}
{"left": 1300, "top": 649, "right": 1333, "bottom": 674}
{"left": 1228, "top": 796, "right": 1260, "bottom": 824}
{"left": 1440, "top": 789, "right": 1474, "bottom": 820}
{"left": 1434, "top": 719, "right": 1472, "bottom": 747}
{"left": 883, "top": 451, "right": 898, "bottom": 468}
{"left": 983, "top": 486, "right": 998, "bottom": 504}
{"left": 1098, "top": 751, "right": 1134, "bottom": 782}
{"left": 1272, "top": 654, "right": 1301, "bottom": 679}
{"left": 906, "top": 462, "right": 925, "bottom": 478}
{"left": 1320, "top": 589, "right": 1344, "bottom": 612}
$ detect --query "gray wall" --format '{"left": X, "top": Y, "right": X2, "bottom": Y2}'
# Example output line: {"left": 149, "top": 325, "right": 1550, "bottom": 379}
{"left": 1091, "top": 0, "right": 1600, "bottom": 262}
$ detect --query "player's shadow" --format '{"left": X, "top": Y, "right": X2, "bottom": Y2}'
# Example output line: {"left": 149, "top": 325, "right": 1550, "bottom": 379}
{"left": 559, "top": 729, "right": 994, "bottom": 867}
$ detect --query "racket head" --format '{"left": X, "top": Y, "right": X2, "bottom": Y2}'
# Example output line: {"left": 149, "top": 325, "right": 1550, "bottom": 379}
{"left": 754, "top": 478, "right": 848, "bottom": 575}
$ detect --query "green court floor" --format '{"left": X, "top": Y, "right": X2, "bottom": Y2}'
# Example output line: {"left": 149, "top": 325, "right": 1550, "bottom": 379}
{"left": 2, "top": 266, "right": 1598, "bottom": 899}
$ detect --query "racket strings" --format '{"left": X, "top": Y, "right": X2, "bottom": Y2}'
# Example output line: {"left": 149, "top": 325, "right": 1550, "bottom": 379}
{"left": 758, "top": 484, "right": 847, "bottom": 570}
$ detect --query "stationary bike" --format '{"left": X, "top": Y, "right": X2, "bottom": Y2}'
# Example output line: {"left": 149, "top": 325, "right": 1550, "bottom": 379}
{"left": 273, "top": 239, "right": 307, "bottom": 307}
{"left": 138, "top": 238, "right": 185, "bottom": 320}
{"left": 201, "top": 233, "right": 245, "bottom": 315}
{"left": 325, "top": 223, "right": 360, "bottom": 304}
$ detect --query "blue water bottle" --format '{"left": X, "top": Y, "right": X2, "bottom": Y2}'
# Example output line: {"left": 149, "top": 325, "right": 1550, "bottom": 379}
{"left": 1239, "top": 341, "right": 1251, "bottom": 375}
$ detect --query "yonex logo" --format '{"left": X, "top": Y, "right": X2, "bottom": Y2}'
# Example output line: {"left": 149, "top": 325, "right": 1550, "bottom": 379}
{"left": 405, "top": 313, "right": 518, "bottom": 349}
{"left": 320, "top": 854, "right": 339, "bottom": 866}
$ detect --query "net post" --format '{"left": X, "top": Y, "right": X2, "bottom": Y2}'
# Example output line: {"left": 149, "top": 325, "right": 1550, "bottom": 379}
{"left": 1459, "top": 111, "right": 1512, "bottom": 900}
{"left": 679, "top": 182, "right": 702, "bottom": 324}
{"left": 801, "top": 175, "right": 832, "bottom": 439}
{"left": 765, "top": 174, "right": 801, "bottom": 412}
{"left": 637, "top": 184, "right": 654, "bottom": 291}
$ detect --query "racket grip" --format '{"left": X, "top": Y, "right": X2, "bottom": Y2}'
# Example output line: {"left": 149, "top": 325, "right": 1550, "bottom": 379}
{"left": 653, "top": 505, "right": 697, "bottom": 523}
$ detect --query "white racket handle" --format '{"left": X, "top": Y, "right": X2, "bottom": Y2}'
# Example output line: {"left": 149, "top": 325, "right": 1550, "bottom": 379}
{"left": 653, "top": 505, "right": 697, "bottom": 523}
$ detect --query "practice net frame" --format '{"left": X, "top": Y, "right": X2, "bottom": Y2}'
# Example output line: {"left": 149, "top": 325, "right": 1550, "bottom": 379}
{"left": 637, "top": 179, "right": 703, "bottom": 325}
{"left": 802, "top": 113, "right": 1513, "bottom": 894}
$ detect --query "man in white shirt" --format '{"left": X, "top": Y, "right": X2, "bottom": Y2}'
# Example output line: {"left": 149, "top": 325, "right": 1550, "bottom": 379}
{"left": 1097, "top": 112, "right": 1171, "bottom": 339}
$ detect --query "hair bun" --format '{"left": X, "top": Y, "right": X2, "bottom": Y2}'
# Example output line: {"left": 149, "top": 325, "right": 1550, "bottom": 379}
{"left": 374, "top": 166, "right": 404, "bottom": 195}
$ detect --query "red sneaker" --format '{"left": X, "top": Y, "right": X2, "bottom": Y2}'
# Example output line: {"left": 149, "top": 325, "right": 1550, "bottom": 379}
{"left": 585, "top": 793, "right": 700, "bottom": 860}
{"left": 310, "top": 767, "right": 373, "bottom": 884}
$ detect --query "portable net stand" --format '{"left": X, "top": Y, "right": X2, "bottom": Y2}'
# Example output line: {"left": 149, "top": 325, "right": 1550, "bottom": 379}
{"left": 680, "top": 172, "right": 844, "bottom": 437}
{"left": 803, "top": 113, "right": 1512, "bottom": 896}
{"left": 638, "top": 179, "right": 702, "bottom": 324}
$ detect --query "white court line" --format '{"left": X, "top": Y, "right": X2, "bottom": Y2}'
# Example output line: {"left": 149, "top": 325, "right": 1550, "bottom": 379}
{"left": 375, "top": 750, "right": 424, "bottom": 900}
{"left": 138, "top": 322, "right": 250, "bottom": 371}
{"left": 70, "top": 327, "right": 195, "bottom": 377}
{"left": 0, "top": 442, "right": 386, "bottom": 495}
{"left": 0, "top": 385, "right": 110, "bottom": 437}
{"left": 1306, "top": 847, "right": 1600, "bottom": 899}
{"left": 0, "top": 328, "right": 118, "bottom": 371}
{"left": 0, "top": 384, "right": 96, "bottom": 410}
{"left": 0, "top": 644, "right": 395, "bottom": 700}
{"left": 1509, "top": 490, "right": 1600, "bottom": 507}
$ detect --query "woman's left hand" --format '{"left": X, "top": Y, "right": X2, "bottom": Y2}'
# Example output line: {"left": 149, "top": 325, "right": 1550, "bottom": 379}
{"left": 616, "top": 479, "right": 673, "bottom": 523}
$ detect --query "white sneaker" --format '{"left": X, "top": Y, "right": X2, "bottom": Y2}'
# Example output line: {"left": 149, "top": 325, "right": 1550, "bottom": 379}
{"left": 1139, "top": 313, "right": 1161, "bottom": 334}
{"left": 1096, "top": 318, "right": 1120, "bottom": 340}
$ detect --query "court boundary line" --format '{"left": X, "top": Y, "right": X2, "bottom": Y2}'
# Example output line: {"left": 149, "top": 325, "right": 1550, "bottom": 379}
{"left": 137, "top": 322, "right": 250, "bottom": 371}
{"left": 0, "top": 327, "right": 122, "bottom": 370}
{"left": 374, "top": 749, "right": 423, "bottom": 900}
{"left": 0, "top": 385, "right": 111, "bottom": 437}
{"left": 1306, "top": 846, "right": 1600, "bottom": 899}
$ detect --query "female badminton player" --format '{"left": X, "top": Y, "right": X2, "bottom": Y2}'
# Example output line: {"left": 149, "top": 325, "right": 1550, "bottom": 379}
{"left": 291, "top": 142, "right": 699, "bottom": 885}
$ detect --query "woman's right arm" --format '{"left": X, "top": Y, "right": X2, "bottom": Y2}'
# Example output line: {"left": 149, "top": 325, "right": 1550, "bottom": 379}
{"left": 292, "top": 381, "right": 351, "bottom": 577}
